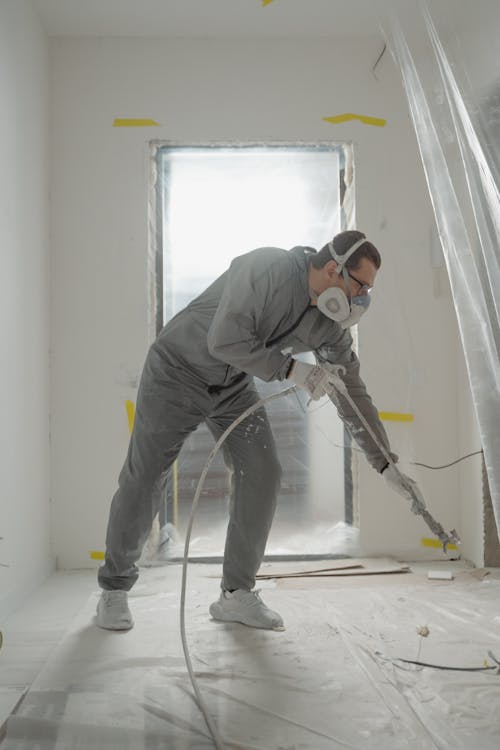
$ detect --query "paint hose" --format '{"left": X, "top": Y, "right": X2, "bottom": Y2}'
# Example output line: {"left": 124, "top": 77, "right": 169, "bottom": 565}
{"left": 180, "top": 371, "right": 459, "bottom": 747}
{"left": 179, "top": 386, "right": 296, "bottom": 750}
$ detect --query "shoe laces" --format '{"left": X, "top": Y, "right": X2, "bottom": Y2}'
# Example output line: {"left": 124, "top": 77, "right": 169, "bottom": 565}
{"left": 103, "top": 591, "right": 128, "bottom": 610}
{"left": 231, "top": 589, "right": 264, "bottom": 608}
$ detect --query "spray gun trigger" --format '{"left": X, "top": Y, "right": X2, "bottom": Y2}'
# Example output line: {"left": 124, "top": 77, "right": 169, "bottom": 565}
{"left": 326, "top": 364, "right": 346, "bottom": 378}
{"left": 321, "top": 364, "right": 347, "bottom": 398}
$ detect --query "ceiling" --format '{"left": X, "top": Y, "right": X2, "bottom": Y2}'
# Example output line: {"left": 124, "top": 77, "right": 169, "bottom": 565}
{"left": 31, "top": 0, "right": 380, "bottom": 38}
{"left": 31, "top": 0, "right": 496, "bottom": 39}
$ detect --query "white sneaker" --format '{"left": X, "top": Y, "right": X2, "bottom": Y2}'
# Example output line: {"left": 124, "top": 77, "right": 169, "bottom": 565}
{"left": 209, "top": 589, "right": 285, "bottom": 630}
{"left": 96, "top": 590, "right": 134, "bottom": 631}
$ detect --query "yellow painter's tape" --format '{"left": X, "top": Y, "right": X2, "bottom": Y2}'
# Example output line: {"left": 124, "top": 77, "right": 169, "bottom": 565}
{"left": 113, "top": 118, "right": 160, "bottom": 127}
{"left": 378, "top": 411, "right": 414, "bottom": 422}
{"left": 421, "top": 538, "right": 458, "bottom": 551}
{"left": 323, "top": 113, "right": 386, "bottom": 127}
{"left": 125, "top": 400, "right": 135, "bottom": 434}
{"left": 262, "top": 0, "right": 275, "bottom": 5}
{"left": 90, "top": 551, "right": 105, "bottom": 560}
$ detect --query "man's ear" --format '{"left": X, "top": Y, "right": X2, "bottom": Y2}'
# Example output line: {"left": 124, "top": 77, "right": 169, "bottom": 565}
{"left": 324, "top": 259, "right": 339, "bottom": 278}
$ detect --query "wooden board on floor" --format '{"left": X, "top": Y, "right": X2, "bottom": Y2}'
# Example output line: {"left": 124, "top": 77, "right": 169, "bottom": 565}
{"left": 257, "top": 560, "right": 410, "bottom": 580}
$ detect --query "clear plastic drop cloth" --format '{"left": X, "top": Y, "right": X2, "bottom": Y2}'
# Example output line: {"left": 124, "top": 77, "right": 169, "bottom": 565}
{"left": 2, "top": 564, "right": 500, "bottom": 750}
{"left": 377, "top": 0, "right": 500, "bottom": 536}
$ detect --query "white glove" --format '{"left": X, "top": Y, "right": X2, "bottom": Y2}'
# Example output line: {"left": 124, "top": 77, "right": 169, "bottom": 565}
{"left": 382, "top": 464, "right": 426, "bottom": 515}
{"left": 287, "top": 360, "right": 333, "bottom": 401}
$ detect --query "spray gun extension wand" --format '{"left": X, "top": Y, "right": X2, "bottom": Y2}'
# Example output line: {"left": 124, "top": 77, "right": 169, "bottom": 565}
{"left": 322, "top": 365, "right": 460, "bottom": 553}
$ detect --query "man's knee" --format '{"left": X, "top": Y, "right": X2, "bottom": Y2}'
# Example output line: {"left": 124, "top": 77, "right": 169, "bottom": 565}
{"left": 118, "top": 439, "right": 174, "bottom": 486}
{"left": 246, "top": 449, "right": 282, "bottom": 495}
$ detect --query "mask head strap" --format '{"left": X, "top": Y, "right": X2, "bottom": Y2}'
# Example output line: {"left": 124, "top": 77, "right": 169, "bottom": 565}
{"left": 327, "top": 235, "right": 368, "bottom": 274}
{"left": 327, "top": 235, "right": 368, "bottom": 299}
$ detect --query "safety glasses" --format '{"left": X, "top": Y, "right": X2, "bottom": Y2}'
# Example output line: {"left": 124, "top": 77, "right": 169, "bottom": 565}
{"left": 347, "top": 271, "right": 373, "bottom": 296}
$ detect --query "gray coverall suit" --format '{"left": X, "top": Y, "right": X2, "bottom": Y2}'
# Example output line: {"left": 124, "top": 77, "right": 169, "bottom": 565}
{"left": 98, "top": 246, "right": 395, "bottom": 592}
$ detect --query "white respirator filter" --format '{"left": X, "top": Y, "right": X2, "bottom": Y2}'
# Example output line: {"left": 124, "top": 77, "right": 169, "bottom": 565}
{"left": 316, "top": 287, "right": 351, "bottom": 321}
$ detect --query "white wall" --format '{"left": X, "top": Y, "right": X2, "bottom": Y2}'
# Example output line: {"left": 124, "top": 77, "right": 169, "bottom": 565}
{"left": 0, "top": 0, "right": 52, "bottom": 618}
{"left": 49, "top": 35, "right": 481, "bottom": 568}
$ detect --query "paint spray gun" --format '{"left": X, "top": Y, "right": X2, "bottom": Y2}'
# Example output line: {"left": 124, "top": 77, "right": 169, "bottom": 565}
{"left": 319, "top": 364, "right": 461, "bottom": 554}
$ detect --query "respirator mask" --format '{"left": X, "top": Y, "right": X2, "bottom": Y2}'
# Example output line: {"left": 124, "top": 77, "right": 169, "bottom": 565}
{"left": 315, "top": 236, "right": 372, "bottom": 328}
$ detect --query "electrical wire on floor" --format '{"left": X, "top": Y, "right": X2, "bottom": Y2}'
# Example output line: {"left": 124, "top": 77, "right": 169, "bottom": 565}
{"left": 376, "top": 650, "right": 500, "bottom": 674}
{"left": 179, "top": 386, "right": 296, "bottom": 750}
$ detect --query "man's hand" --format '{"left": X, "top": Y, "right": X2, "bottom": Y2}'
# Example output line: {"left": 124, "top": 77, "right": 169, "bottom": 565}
{"left": 287, "top": 360, "right": 334, "bottom": 401}
{"left": 382, "top": 464, "right": 426, "bottom": 515}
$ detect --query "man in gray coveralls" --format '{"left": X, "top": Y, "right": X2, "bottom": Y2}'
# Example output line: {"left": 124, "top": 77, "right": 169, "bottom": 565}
{"left": 96, "top": 230, "right": 422, "bottom": 631}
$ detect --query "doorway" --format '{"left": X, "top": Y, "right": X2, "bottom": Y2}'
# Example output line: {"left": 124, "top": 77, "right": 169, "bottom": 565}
{"left": 150, "top": 143, "right": 355, "bottom": 558}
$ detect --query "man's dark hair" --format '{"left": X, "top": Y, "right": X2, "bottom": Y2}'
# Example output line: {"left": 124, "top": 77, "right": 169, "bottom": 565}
{"left": 310, "top": 230, "right": 381, "bottom": 270}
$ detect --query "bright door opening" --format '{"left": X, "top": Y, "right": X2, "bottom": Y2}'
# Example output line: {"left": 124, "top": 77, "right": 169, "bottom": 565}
{"left": 150, "top": 143, "right": 356, "bottom": 559}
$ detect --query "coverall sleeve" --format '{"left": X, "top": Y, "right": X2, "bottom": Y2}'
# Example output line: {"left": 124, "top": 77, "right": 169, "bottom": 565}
{"left": 315, "top": 341, "right": 398, "bottom": 472}
{"left": 207, "top": 255, "right": 293, "bottom": 382}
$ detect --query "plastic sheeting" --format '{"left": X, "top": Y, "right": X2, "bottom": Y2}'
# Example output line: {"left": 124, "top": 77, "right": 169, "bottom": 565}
{"left": 378, "top": 0, "right": 500, "bottom": 536}
{"left": 3, "top": 564, "right": 500, "bottom": 749}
